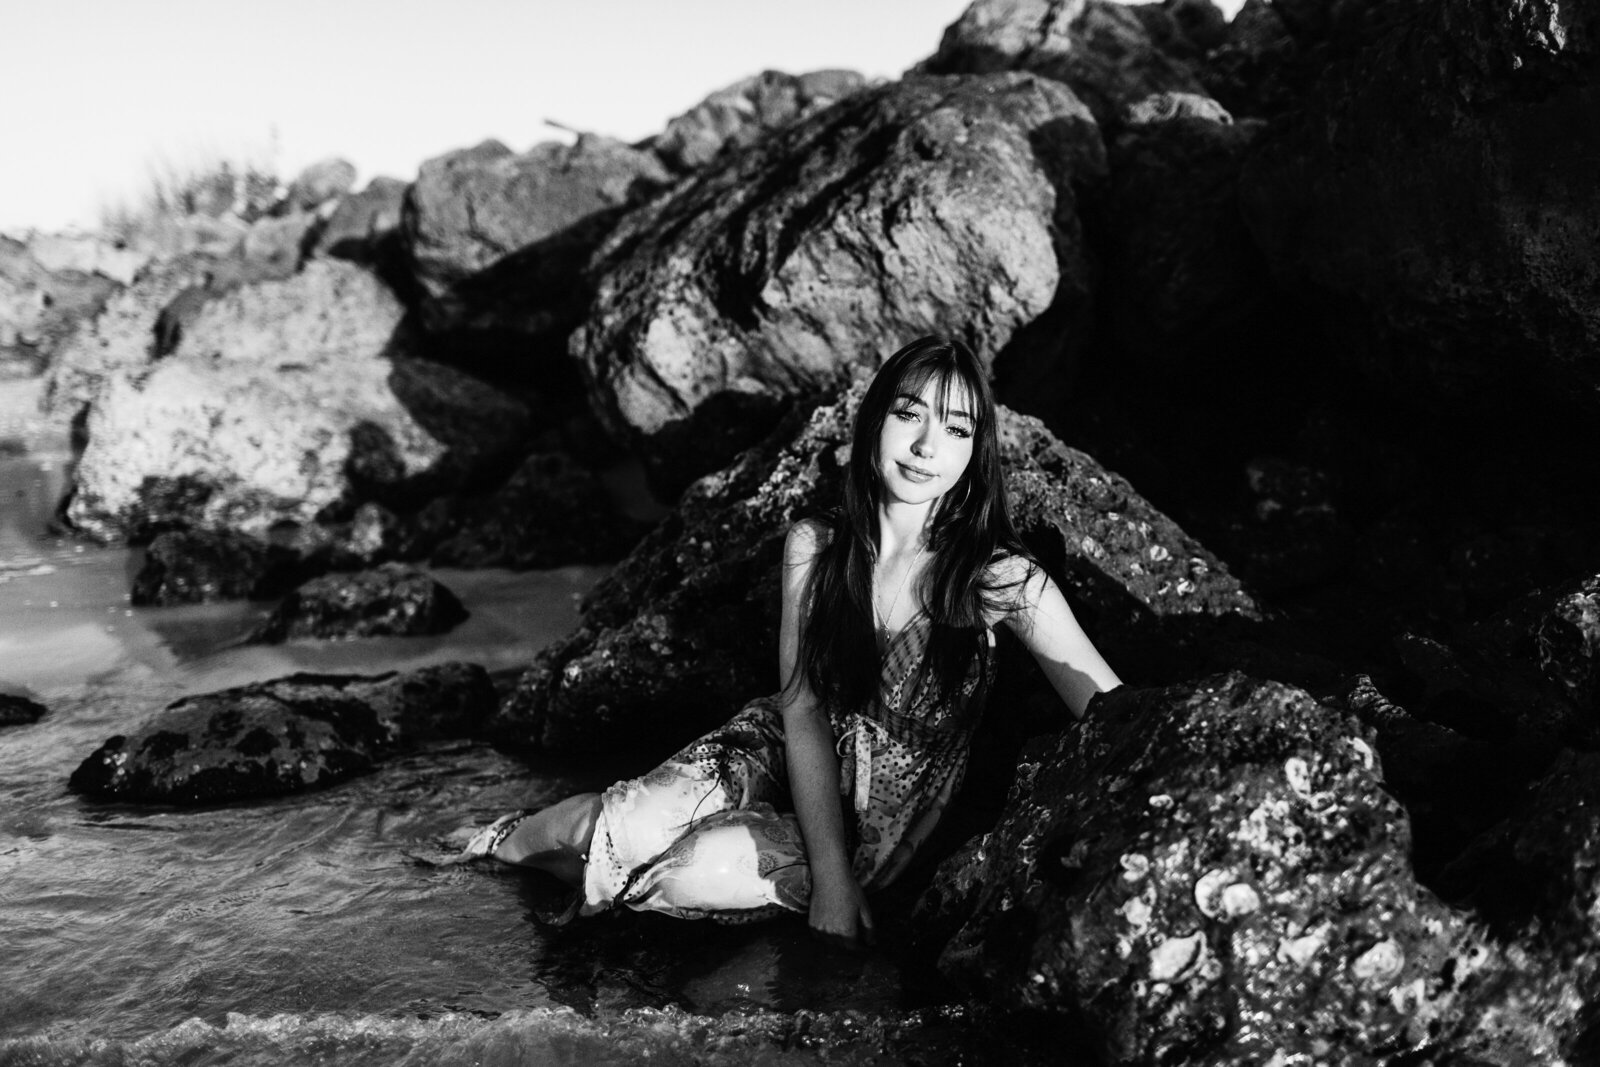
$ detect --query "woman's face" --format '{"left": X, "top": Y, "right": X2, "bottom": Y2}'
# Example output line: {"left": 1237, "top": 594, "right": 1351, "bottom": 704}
{"left": 875, "top": 374, "right": 977, "bottom": 507}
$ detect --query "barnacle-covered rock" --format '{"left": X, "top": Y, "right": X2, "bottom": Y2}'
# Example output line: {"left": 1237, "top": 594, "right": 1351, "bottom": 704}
{"left": 249, "top": 564, "right": 469, "bottom": 644}
{"left": 68, "top": 663, "right": 494, "bottom": 805}
{"left": 494, "top": 381, "right": 1256, "bottom": 753}
{"left": 918, "top": 673, "right": 1569, "bottom": 1063}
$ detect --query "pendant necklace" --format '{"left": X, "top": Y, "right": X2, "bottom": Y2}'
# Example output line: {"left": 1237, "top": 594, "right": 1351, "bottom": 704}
{"left": 874, "top": 543, "right": 925, "bottom": 645}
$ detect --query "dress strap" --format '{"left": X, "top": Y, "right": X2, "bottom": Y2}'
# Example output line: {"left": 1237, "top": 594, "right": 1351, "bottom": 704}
{"left": 835, "top": 715, "right": 887, "bottom": 813}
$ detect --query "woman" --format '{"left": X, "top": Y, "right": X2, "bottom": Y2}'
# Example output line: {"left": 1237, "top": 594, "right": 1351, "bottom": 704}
{"left": 463, "top": 335, "right": 1122, "bottom": 946}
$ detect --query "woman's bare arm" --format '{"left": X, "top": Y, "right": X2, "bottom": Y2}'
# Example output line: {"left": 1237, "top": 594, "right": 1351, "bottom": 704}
{"left": 996, "top": 559, "right": 1122, "bottom": 718}
{"left": 777, "top": 520, "right": 874, "bottom": 946}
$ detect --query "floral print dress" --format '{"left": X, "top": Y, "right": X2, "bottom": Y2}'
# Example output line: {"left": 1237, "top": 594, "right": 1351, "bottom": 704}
{"left": 579, "top": 613, "right": 994, "bottom": 922}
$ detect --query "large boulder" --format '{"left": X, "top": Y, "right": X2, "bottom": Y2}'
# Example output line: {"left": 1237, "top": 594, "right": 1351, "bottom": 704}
{"left": 1238, "top": 0, "right": 1600, "bottom": 411}
{"left": 249, "top": 564, "right": 469, "bottom": 643}
{"left": 918, "top": 674, "right": 1568, "bottom": 1063}
{"left": 915, "top": 0, "right": 1212, "bottom": 128}
{"left": 652, "top": 69, "right": 870, "bottom": 172}
{"left": 68, "top": 662, "right": 495, "bottom": 805}
{"left": 65, "top": 260, "right": 531, "bottom": 541}
{"left": 495, "top": 380, "right": 1257, "bottom": 754}
{"left": 403, "top": 135, "right": 671, "bottom": 302}
{"left": 575, "top": 72, "right": 1106, "bottom": 495}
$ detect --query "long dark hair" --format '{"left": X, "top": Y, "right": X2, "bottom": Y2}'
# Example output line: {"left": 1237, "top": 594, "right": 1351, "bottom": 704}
{"left": 797, "top": 335, "right": 1031, "bottom": 715}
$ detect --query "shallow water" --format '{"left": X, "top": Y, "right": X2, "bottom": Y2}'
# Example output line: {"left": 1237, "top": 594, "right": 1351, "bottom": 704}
{"left": 0, "top": 383, "right": 970, "bottom": 1065}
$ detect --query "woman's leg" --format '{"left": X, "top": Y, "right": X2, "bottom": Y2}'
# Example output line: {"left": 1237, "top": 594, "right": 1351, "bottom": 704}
{"left": 470, "top": 792, "right": 601, "bottom": 885}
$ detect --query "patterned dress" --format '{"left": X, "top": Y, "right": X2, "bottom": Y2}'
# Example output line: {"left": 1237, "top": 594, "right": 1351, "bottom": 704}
{"left": 579, "top": 612, "right": 995, "bottom": 922}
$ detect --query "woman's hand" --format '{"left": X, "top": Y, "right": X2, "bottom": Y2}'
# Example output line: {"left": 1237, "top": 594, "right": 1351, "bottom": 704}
{"left": 808, "top": 867, "right": 875, "bottom": 950}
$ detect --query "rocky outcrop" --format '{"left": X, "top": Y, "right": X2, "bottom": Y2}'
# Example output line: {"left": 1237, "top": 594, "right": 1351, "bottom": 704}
{"left": 917, "top": 674, "right": 1568, "bottom": 1063}
{"left": 403, "top": 452, "right": 647, "bottom": 569}
{"left": 1238, "top": 0, "right": 1600, "bottom": 411}
{"left": 131, "top": 529, "right": 309, "bottom": 604}
{"left": 652, "top": 69, "right": 869, "bottom": 171}
{"left": 0, "top": 694, "right": 48, "bottom": 727}
{"left": 403, "top": 135, "right": 671, "bottom": 301}
{"left": 915, "top": 0, "right": 1212, "bottom": 128}
{"left": 68, "top": 662, "right": 494, "bottom": 805}
{"left": 249, "top": 564, "right": 468, "bottom": 643}
{"left": 576, "top": 72, "right": 1106, "bottom": 495}
{"left": 495, "top": 380, "right": 1256, "bottom": 753}
{"left": 0, "top": 233, "right": 140, "bottom": 378}
{"left": 65, "top": 260, "right": 531, "bottom": 541}
{"left": 312, "top": 176, "right": 408, "bottom": 263}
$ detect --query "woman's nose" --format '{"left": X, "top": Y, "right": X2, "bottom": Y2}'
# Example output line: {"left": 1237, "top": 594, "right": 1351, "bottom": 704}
{"left": 911, "top": 431, "right": 934, "bottom": 458}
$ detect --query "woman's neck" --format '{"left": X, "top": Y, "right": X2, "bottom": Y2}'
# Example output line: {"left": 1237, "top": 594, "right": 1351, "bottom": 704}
{"left": 876, "top": 500, "right": 934, "bottom": 558}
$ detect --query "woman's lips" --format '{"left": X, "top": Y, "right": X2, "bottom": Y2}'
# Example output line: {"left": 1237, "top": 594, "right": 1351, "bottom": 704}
{"left": 898, "top": 462, "right": 936, "bottom": 483}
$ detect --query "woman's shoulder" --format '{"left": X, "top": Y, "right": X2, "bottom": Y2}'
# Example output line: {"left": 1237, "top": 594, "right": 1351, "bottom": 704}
{"left": 784, "top": 516, "right": 835, "bottom": 561}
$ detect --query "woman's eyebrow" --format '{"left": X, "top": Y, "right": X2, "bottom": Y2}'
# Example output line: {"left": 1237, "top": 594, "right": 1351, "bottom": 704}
{"left": 896, "top": 392, "right": 975, "bottom": 422}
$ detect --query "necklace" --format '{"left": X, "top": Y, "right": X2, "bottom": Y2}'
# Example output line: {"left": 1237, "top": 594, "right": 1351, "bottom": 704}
{"left": 874, "top": 543, "right": 925, "bottom": 645}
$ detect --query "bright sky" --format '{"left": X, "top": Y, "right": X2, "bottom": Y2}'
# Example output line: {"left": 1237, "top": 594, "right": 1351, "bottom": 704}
{"left": 1, "top": 0, "right": 1240, "bottom": 234}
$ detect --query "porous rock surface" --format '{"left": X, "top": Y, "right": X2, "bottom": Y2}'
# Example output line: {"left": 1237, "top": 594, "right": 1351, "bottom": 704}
{"left": 652, "top": 69, "right": 870, "bottom": 171}
{"left": 249, "top": 563, "right": 469, "bottom": 644}
{"left": 69, "top": 662, "right": 494, "bottom": 805}
{"left": 915, "top": 0, "right": 1212, "bottom": 128}
{"left": 575, "top": 72, "right": 1105, "bottom": 494}
{"left": 65, "top": 260, "right": 530, "bottom": 541}
{"left": 917, "top": 673, "right": 1567, "bottom": 1063}
{"left": 1239, "top": 0, "right": 1600, "bottom": 409}
{"left": 495, "top": 380, "right": 1256, "bottom": 753}
{"left": 132, "top": 529, "right": 308, "bottom": 605}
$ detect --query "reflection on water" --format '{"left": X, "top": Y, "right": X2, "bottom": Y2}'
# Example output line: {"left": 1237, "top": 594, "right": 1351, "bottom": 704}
{"left": 0, "top": 386, "right": 965, "bottom": 1064}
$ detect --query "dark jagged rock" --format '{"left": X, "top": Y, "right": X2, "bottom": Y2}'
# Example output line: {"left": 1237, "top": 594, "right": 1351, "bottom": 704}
{"left": 915, "top": 0, "right": 1212, "bottom": 128}
{"left": 0, "top": 694, "right": 48, "bottom": 727}
{"left": 249, "top": 564, "right": 468, "bottom": 644}
{"left": 576, "top": 72, "right": 1105, "bottom": 495}
{"left": 651, "top": 69, "right": 869, "bottom": 172}
{"left": 916, "top": 673, "right": 1567, "bottom": 1063}
{"left": 403, "top": 452, "right": 647, "bottom": 569}
{"left": 64, "top": 261, "right": 531, "bottom": 542}
{"left": 1103, "top": 102, "right": 1271, "bottom": 364}
{"left": 68, "top": 662, "right": 494, "bottom": 805}
{"left": 1238, "top": 0, "right": 1600, "bottom": 413}
{"left": 494, "top": 381, "right": 1256, "bottom": 754}
{"left": 131, "top": 528, "right": 308, "bottom": 604}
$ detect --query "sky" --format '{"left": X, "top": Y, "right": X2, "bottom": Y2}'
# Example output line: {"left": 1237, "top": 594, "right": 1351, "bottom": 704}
{"left": 1, "top": 0, "right": 1240, "bottom": 234}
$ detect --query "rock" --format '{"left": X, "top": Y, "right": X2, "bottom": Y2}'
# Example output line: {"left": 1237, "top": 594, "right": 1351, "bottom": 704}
{"left": 44, "top": 258, "right": 210, "bottom": 418}
{"left": 68, "top": 662, "right": 495, "bottom": 805}
{"left": 652, "top": 69, "right": 869, "bottom": 171}
{"left": 404, "top": 452, "right": 647, "bottom": 569}
{"left": 918, "top": 674, "right": 1564, "bottom": 1062}
{"left": 0, "top": 234, "right": 133, "bottom": 378}
{"left": 1494, "top": 573, "right": 1600, "bottom": 715}
{"left": 249, "top": 563, "right": 468, "bottom": 643}
{"left": 1238, "top": 0, "right": 1600, "bottom": 413}
{"left": 65, "top": 260, "right": 531, "bottom": 541}
{"left": 495, "top": 380, "right": 1256, "bottom": 754}
{"left": 285, "top": 157, "right": 358, "bottom": 211}
{"left": 576, "top": 72, "right": 1106, "bottom": 495}
{"left": 915, "top": 0, "right": 1211, "bottom": 128}
{"left": 131, "top": 528, "right": 308, "bottom": 604}
{"left": 312, "top": 176, "right": 409, "bottom": 262}
{"left": 403, "top": 135, "right": 671, "bottom": 302}
{"left": 207, "top": 211, "right": 315, "bottom": 291}
{"left": 0, "top": 694, "right": 48, "bottom": 727}
{"left": 1103, "top": 104, "right": 1269, "bottom": 364}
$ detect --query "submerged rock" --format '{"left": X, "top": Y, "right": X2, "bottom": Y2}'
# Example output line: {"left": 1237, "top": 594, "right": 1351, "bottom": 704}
{"left": 652, "top": 68, "right": 869, "bottom": 171}
{"left": 68, "top": 662, "right": 494, "bottom": 805}
{"left": 496, "top": 381, "right": 1256, "bottom": 753}
{"left": 131, "top": 528, "right": 308, "bottom": 604}
{"left": 0, "top": 694, "right": 48, "bottom": 727}
{"left": 575, "top": 72, "right": 1105, "bottom": 494}
{"left": 64, "top": 260, "right": 530, "bottom": 541}
{"left": 918, "top": 674, "right": 1566, "bottom": 1063}
{"left": 249, "top": 564, "right": 468, "bottom": 644}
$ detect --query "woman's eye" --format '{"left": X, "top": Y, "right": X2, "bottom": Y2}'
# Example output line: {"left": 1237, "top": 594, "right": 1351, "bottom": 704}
{"left": 892, "top": 409, "right": 918, "bottom": 422}
{"left": 947, "top": 425, "right": 972, "bottom": 439}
